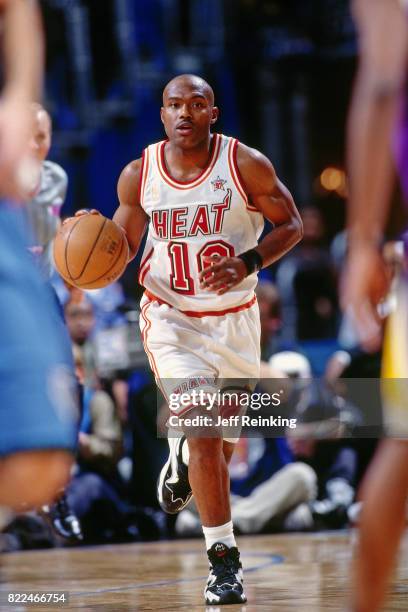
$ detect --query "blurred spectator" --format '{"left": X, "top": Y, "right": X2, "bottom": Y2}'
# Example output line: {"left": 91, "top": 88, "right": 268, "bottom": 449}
{"left": 255, "top": 281, "right": 294, "bottom": 383}
{"left": 256, "top": 281, "right": 284, "bottom": 359}
{"left": 176, "top": 436, "right": 356, "bottom": 536}
{"left": 64, "top": 290, "right": 97, "bottom": 388}
{"left": 65, "top": 376, "right": 130, "bottom": 543}
{"left": 284, "top": 437, "right": 357, "bottom": 531}
{"left": 330, "top": 228, "right": 347, "bottom": 275}
{"left": 324, "top": 345, "right": 382, "bottom": 496}
{"left": 52, "top": 273, "right": 126, "bottom": 333}
{"left": 174, "top": 436, "right": 311, "bottom": 536}
{"left": 276, "top": 206, "right": 338, "bottom": 343}
{"left": 61, "top": 291, "right": 131, "bottom": 543}
{"left": 63, "top": 290, "right": 164, "bottom": 543}
{"left": 85, "top": 284, "right": 126, "bottom": 331}
{"left": 269, "top": 350, "right": 311, "bottom": 378}
{"left": 26, "top": 104, "right": 67, "bottom": 280}
{"left": 127, "top": 378, "right": 169, "bottom": 510}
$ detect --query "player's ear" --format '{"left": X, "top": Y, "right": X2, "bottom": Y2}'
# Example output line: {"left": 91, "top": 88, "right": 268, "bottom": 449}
{"left": 210, "top": 106, "right": 219, "bottom": 125}
{"left": 160, "top": 107, "right": 165, "bottom": 125}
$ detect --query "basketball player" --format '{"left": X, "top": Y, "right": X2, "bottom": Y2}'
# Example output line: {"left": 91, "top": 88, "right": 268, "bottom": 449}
{"left": 112, "top": 74, "right": 302, "bottom": 605}
{"left": 343, "top": 1, "right": 408, "bottom": 610}
{"left": 0, "top": 0, "right": 77, "bottom": 513}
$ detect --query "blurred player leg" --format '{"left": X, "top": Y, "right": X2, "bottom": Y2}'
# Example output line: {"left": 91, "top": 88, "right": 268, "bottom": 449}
{"left": 352, "top": 440, "right": 408, "bottom": 612}
{"left": 0, "top": 205, "right": 77, "bottom": 509}
{"left": 344, "top": 1, "right": 408, "bottom": 609}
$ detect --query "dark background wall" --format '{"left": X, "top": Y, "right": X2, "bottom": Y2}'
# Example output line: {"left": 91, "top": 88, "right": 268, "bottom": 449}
{"left": 40, "top": 0, "right": 359, "bottom": 238}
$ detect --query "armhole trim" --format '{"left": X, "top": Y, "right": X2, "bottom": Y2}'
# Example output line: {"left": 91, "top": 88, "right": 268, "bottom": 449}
{"left": 228, "top": 138, "right": 259, "bottom": 212}
{"left": 138, "top": 146, "right": 150, "bottom": 207}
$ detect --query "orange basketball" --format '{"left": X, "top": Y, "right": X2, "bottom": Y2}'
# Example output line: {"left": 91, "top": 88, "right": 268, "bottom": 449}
{"left": 53, "top": 213, "right": 129, "bottom": 289}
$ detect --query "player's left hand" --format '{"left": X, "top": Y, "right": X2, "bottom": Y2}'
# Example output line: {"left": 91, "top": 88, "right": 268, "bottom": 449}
{"left": 341, "top": 243, "right": 391, "bottom": 352}
{"left": 199, "top": 254, "right": 247, "bottom": 295}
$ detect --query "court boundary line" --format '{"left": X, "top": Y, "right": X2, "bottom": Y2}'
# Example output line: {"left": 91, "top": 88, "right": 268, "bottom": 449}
{"left": 67, "top": 553, "right": 284, "bottom": 598}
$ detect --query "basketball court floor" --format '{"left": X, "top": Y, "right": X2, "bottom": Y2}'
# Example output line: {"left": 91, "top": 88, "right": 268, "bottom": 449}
{"left": 1, "top": 531, "right": 408, "bottom": 611}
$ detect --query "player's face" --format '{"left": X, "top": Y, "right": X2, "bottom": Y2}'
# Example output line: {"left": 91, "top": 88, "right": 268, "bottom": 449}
{"left": 29, "top": 111, "right": 51, "bottom": 162}
{"left": 161, "top": 83, "right": 218, "bottom": 149}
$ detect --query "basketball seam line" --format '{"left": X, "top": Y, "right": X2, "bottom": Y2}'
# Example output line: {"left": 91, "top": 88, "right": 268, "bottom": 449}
{"left": 76, "top": 230, "right": 127, "bottom": 287}
{"left": 67, "top": 217, "right": 107, "bottom": 281}
{"left": 63, "top": 216, "right": 83, "bottom": 281}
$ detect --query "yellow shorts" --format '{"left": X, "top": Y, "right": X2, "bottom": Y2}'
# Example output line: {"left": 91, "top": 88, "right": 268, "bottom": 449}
{"left": 381, "top": 274, "right": 408, "bottom": 437}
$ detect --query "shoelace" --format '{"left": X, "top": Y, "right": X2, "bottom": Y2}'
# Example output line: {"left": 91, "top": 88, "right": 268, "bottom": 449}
{"left": 210, "top": 557, "right": 238, "bottom": 587}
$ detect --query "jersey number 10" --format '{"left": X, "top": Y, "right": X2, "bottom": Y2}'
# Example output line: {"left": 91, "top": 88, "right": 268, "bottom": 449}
{"left": 168, "top": 239, "right": 235, "bottom": 295}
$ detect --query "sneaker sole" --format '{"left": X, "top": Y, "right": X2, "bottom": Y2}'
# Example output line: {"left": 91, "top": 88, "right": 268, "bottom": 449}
{"left": 157, "top": 436, "right": 192, "bottom": 514}
{"left": 205, "top": 590, "right": 247, "bottom": 605}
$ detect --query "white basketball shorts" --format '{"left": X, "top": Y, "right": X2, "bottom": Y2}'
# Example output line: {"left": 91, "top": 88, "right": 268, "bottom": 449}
{"left": 139, "top": 291, "right": 261, "bottom": 440}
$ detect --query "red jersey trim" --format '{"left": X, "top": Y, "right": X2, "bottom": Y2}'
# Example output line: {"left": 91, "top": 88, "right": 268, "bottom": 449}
{"left": 156, "top": 133, "right": 221, "bottom": 190}
{"left": 144, "top": 289, "right": 257, "bottom": 317}
{"left": 140, "top": 301, "right": 167, "bottom": 398}
{"left": 140, "top": 265, "right": 150, "bottom": 286}
{"left": 228, "top": 139, "right": 259, "bottom": 212}
{"left": 170, "top": 400, "right": 216, "bottom": 417}
{"left": 138, "top": 247, "right": 154, "bottom": 285}
{"left": 139, "top": 146, "right": 150, "bottom": 207}
{"left": 137, "top": 149, "right": 146, "bottom": 205}
{"left": 140, "top": 301, "right": 157, "bottom": 375}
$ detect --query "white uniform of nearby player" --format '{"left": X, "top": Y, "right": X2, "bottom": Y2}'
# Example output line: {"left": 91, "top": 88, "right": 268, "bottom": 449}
{"left": 138, "top": 133, "right": 263, "bottom": 414}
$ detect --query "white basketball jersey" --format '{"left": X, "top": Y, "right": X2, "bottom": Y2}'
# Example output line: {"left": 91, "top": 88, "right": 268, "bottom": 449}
{"left": 138, "top": 133, "right": 264, "bottom": 312}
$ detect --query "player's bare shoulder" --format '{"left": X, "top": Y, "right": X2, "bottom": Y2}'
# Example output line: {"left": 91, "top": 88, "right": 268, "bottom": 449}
{"left": 234, "top": 140, "right": 301, "bottom": 233}
{"left": 235, "top": 141, "right": 277, "bottom": 196}
{"left": 117, "top": 158, "right": 144, "bottom": 208}
{"left": 114, "top": 157, "right": 148, "bottom": 259}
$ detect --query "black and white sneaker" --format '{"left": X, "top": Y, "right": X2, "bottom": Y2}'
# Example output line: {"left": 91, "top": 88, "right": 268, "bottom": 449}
{"left": 157, "top": 435, "right": 192, "bottom": 514}
{"left": 204, "top": 542, "right": 247, "bottom": 605}
{"left": 42, "top": 493, "right": 83, "bottom": 543}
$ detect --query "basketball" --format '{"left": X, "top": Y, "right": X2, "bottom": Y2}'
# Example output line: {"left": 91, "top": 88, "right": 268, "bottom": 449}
{"left": 53, "top": 213, "right": 129, "bottom": 289}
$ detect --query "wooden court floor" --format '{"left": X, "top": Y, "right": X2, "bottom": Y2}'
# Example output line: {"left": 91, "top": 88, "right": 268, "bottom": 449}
{"left": 1, "top": 531, "right": 408, "bottom": 611}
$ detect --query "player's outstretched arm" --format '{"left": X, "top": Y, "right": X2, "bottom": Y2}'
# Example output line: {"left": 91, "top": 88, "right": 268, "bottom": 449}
{"left": 236, "top": 142, "right": 303, "bottom": 267}
{"left": 0, "top": 0, "right": 44, "bottom": 200}
{"left": 113, "top": 159, "right": 149, "bottom": 261}
{"left": 342, "top": 0, "right": 408, "bottom": 352}
{"left": 347, "top": 0, "right": 408, "bottom": 247}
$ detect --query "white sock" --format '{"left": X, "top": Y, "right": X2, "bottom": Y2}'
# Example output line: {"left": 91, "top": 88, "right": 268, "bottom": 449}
{"left": 202, "top": 520, "right": 236, "bottom": 550}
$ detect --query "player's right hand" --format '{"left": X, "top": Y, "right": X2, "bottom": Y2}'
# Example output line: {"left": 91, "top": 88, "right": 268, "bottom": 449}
{"left": 199, "top": 254, "right": 247, "bottom": 295}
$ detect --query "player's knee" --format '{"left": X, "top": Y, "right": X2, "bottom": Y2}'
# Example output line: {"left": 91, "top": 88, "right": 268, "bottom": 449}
{"left": 0, "top": 449, "right": 73, "bottom": 509}
{"left": 283, "top": 462, "right": 317, "bottom": 501}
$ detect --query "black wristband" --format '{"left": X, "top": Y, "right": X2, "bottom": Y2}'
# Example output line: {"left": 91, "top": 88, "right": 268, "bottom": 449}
{"left": 238, "top": 249, "right": 263, "bottom": 275}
